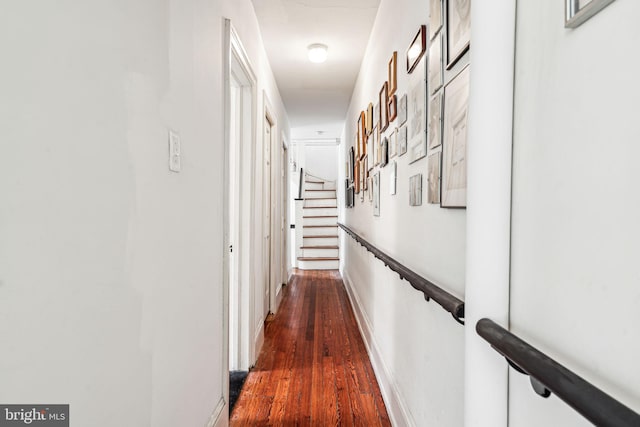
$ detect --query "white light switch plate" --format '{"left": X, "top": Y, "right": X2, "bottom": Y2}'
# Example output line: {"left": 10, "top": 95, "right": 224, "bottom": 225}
{"left": 169, "top": 130, "right": 181, "bottom": 172}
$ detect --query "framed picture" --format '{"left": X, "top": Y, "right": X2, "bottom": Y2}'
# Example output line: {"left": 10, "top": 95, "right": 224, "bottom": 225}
{"left": 409, "top": 174, "right": 423, "bottom": 206}
{"left": 565, "top": 0, "right": 616, "bottom": 28}
{"left": 408, "top": 57, "right": 427, "bottom": 164}
{"left": 373, "top": 126, "right": 380, "bottom": 166}
{"left": 379, "top": 82, "right": 389, "bottom": 131}
{"left": 367, "top": 133, "right": 374, "bottom": 171}
{"left": 398, "top": 126, "right": 408, "bottom": 156}
{"left": 389, "top": 160, "right": 397, "bottom": 195}
{"left": 428, "top": 32, "right": 443, "bottom": 95}
{"left": 398, "top": 93, "right": 408, "bottom": 125}
{"left": 427, "top": 150, "right": 441, "bottom": 204}
{"left": 361, "top": 157, "right": 367, "bottom": 190}
{"left": 374, "top": 102, "right": 380, "bottom": 129}
{"left": 359, "top": 110, "right": 367, "bottom": 158}
{"left": 367, "top": 102, "right": 374, "bottom": 135}
{"left": 355, "top": 134, "right": 360, "bottom": 160}
{"left": 388, "top": 94, "right": 398, "bottom": 123}
{"left": 442, "top": 66, "right": 470, "bottom": 208}
{"left": 373, "top": 171, "right": 380, "bottom": 216}
{"left": 428, "top": 91, "right": 443, "bottom": 150}
{"left": 388, "top": 51, "right": 398, "bottom": 96}
{"left": 406, "top": 25, "right": 427, "bottom": 73}
{"left": 447, "top": 0, "right": 471, "bottom": 68}
{"left": 345, "top": 179, "right": 351, "bottom": 207}
{"left": 348, "top": 146, "right": 355, "bottom": 183}
{"left": 389, "top": 128, "right": 398, "bottom": 158}
{"left": 430, "top": 0, "right": 443, "bottom": 40}
{"left": 380, "top": 136, "right": 389, "bottom": 167}
{"left": 354, "top": 159, "right": 361, "bottom": 194}
{"left": 368, "top": 177, "right": 374, "bottom": 202}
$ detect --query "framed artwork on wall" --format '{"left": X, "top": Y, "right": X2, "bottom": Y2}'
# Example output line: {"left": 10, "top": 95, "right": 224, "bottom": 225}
{"left": 388, "top": 94, "right": 398, "bottom": 123}
{"left": 398, "top": 93, "right": 408, "bottom": 126}
{"left": 389, "top": 127, "right": 398, "bottom": 159}
{"left": 348, "top": 146, "right": 355, "bottom": 183}
{"left": 367, "top": 102, "right": 374, "bottom": 135}
{"left": 406, "top": 25, "right": 427, "bottom": 73}
{"left": 565, "top": 0, "right": 616, "bottom": 28}
{"left": 408, "top": 57, "right": 427, "bottom": 164}
{"left": 442, "top": 65, "right": 470, "bottom": 208}
{"left": 359, "top": 110, "right": 367, "bottom": 158}
{"left": 389, "top": 160, "right": 397, "bottom": 195}
{"left": 373, "top": 126, "right": 380, "bottom": 166}
{"left": 373, "top": 171, "right": 380, "bottom": 216}
{"left": 380, "top": 136, "right": 389, "bottom": 167}
{"left": 428, "top": 32, "right": 443, "bottom": 95}
{"left": 447, "top": 0, "right": 471, "bottom": 68}
{"left": 427, "top": 150, "right": 441, "bottom": 204}
{"left": 409, "top": 174, "right": 423, "bottom": 206}
{"left": 374, "top": 102, "right": 380, "bottom": 129}
{"left": 361, "top": 157, "right": 367, "bottom": 191}
{"left": 430, "top": 0, "right": 443, "bottom": 40}
{"left": 379, "top": 82, "right": 390, "bottom": 131}
{"left": 398, "top": 126, "right": 408, "bottom": 156}
{"left": 388, "top": 51, "right": 398, "bottom": 96}
{"left": 368, "top": 177, "right": 374, "bottom": 202}
{"left": 428, "top": 91, "right": 443, "bottom": 150}
{"left": 354, "top": 159, "right": 361, "bottom": 194}
{"left": 367, "top": 133, "right": 374, "bottom": 171}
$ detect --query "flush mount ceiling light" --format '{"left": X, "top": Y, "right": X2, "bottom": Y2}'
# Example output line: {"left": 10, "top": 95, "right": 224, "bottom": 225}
{"left": 307, "top": 44, "right": 328, "bottom": 63}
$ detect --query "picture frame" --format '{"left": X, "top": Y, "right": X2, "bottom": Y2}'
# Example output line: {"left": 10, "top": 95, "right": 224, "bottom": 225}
{"left": 348, "top": 146, "right": 355, "bottom": 183}
{"left": 373, "top": 171, "right": 380, "bottom": 216}
{"left": 447, "top": 0, "right": 471, "bottom": 68}
{"left": 354, "top": 159, "right": 361, "bottom": 194}
{"left": 428, "top": 91, "right": 443, "bottom": 150}
{"left": 398, "top": 93, "right": 408, "bottom": 126}
{"left": 368, "top": 177, "right": 374, "bottom": 202}
{"left": 442, "top": 66, "right": 470, "bottom": 208}
{"left": 427, "top": 150, "right": 441, "bottom": 204}
{"left": 428, "top": 32, "right": 443, "bottom": 95}
{"left": 398, "top": 126, "right": 408, "bottom": 156}
{"left": 355, "top": 134, "right": 360, "bottom": 160}
{"left": 361, "top": 157, "right": 367, "bottom": 191}
{"left": 409, "top": 174, "right": 423, "bottom": 206}
{"left": 366, "top": 102, "right": 374, "bottom": 135}
{"left": 389, "top": 127, "right": 398, "bottom": 159}
{"left": 380, "top": 136, "right": 389, "bottom": 167}
{"left": 373, "top": 126, "right": 381, "bottom": 166}
{"left": 389, "top": 160, "right": 397, "bottom": 195}
{"left": 379, "top": 82, "right": 389, "bottom": 132}
{"left": 565, "top": 0, "right": 616, "bottom": 28}
{"left": 374, "top": 102, "right": 380, "bottom": 129}
{"left": 367, "top": 133, "right": 374, "bottom": 171}
{"left": 388, "top": 51, "right": 398, "bottom": 96}
{"left": 359, "top": 110, "right": 367, "bottom": 159}
{"left": 388, "top": 94, "right": 398, "bottom": 123}
{"left": 408, "top": 57, "right": 427, "bottom": 164}
{"left": 406, "top": 25, "right": 427, "bottom": 73}
{"left": 430, "top": 0, "right": 443, "bottom": 40}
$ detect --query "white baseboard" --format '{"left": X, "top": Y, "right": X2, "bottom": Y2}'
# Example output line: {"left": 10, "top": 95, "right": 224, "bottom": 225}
{"left": 253, "top": 321, "right": 264, "bottom": 365}
{"left": 341, "top": 269, "right": 414, "bottom": 427}
{"left": 206, "top": 397, "right": 227, "bottom": 427}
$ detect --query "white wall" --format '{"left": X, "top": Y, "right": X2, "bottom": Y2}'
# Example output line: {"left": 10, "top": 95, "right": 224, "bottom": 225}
{"left": 0, "top": 1, "right": 288, "bottom": 426}
{"left": 340, "top": 0, "right": 466, "bottom": 424}
{"left": 305, "top": 145, "right": 339, "bottom": 181}
{"left": 510, "top": 1, "right": 640, "bottom": 425}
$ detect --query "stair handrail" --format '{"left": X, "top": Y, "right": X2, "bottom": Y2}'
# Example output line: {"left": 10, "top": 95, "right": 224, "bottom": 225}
{"left": 338, "top": 223, "right": 464, "bottom": 324}
{"left": 304, "top": 170, "right": 336, "bottom": 185}
{"left": 296, "top": 167, "right": 304, "bottom": 200}
{"left": 476, "top": 318, "right": 640, "bottom": 426}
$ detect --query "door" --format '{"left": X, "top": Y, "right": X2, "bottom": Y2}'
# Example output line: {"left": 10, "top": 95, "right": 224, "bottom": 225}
{"left": 263, "top": 116, "right": 273, "bottom": 319}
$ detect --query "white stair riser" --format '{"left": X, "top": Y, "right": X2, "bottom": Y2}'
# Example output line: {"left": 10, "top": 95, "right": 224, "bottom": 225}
{"left": 302, "top": 207, "right": 337, "bottom": 217}
{"left": 303, "top": 236, "right": 338, "bottom": 246}
{"left": 305, "top": 190, "right": 336, "bottom": 199}
{"left": 305, "top": 198, "right": 337, "bottom": 208}
{"left": 303, "top": 216, "right": 338, "bottom": 226}
{"left": 303, "top": 226, "right": 338, "bottom": 236}
{"left": 298, "top": 259, "right": 340, "bottom": 270}
{"left": 302, "top": 248, "right": 339, "bottom": 258}
{"left": 322, "top": 182, "right": 336, "bottom": 190}
{"left": 305, "top": 182, "right": 325, "bottom": 190}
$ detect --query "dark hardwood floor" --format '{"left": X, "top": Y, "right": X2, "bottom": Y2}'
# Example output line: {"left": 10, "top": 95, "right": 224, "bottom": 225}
{"left": 230, "top": 269, "right": 391, "bottom": 426}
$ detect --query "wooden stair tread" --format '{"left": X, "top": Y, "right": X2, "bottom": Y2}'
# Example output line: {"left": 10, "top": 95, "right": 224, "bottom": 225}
{"left": 303, "top": 225, "right": 337, "bottom": 228}
{"left": 303, "top": 215, "right": 338, "bottom": 218}
{"left": 301, "top": 246, "right": 339, "bottom": 250}
{"left": 303, "top": 235, "right": 338, "bottom": 238}
{"left": 297, "top": 257, "right": 340, "bottom": 261}
{"left": 305, "top": 180, "right": 324, "bottom": 184}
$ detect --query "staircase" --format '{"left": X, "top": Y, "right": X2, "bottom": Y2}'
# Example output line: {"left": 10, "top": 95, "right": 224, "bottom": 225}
{"left": 297, "top": 173, "right": 339, "bottom": 270}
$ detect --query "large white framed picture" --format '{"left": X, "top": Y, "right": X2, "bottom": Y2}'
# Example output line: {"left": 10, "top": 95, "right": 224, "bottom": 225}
{"left": 408, "top": 57, "right": 427, "bottom": 164}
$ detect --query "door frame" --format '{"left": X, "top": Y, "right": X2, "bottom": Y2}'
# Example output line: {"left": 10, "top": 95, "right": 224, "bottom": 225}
{"left": 223, "top": 18, "right": 258, "bottom": 406}
{"left": 262, "top": 94, "right": 279, "bottom": 316}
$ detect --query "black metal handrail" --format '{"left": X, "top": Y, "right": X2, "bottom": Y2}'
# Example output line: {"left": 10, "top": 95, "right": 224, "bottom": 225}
{"left": 338, "top": 223, "right": 465, "bottom": 324}
{"left": 297, "top": 167, "right": 304, "bottom": 200}
{"left": 477, "top": 318, "right": 640, "bottom": 427}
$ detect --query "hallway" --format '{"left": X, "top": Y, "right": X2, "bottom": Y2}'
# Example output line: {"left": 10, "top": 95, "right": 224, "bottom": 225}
{"left": 230, "top": 270, "right": 391, "bottom": 426}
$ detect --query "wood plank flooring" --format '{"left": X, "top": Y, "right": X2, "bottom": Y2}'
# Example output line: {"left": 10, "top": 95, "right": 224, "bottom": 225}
{"left": 230, "top": 270, "right": 391, "bottom": 426}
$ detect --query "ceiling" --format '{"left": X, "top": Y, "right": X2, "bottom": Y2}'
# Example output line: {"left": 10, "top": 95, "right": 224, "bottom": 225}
{"left": 251, "top": 0, "right": 381, "bottom": 140}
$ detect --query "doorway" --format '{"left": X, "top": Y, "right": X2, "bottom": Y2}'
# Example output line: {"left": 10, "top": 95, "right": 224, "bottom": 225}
{"left": 263, "top": 114, "right": 274, "bottom": 319}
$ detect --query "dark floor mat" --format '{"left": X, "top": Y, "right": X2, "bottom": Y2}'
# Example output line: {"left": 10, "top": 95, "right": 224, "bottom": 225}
{"left": 229, "top": 370, "right": 249, "bottom": 415}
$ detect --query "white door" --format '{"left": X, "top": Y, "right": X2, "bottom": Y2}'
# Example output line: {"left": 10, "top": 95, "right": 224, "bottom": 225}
{"left": 263, "top": 117, "right": 273, "bottom": 319}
